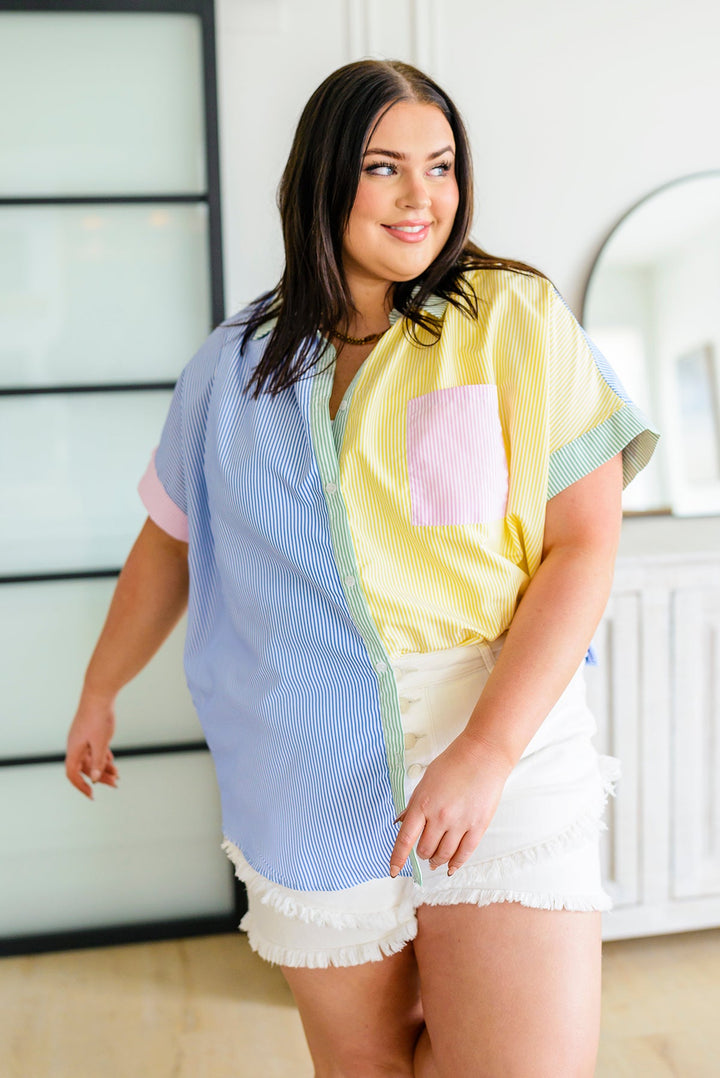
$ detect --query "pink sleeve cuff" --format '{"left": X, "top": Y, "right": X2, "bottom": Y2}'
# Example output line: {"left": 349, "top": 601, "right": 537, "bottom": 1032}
{"left": 138, "top": 449, "right": 189, "bottom": 542}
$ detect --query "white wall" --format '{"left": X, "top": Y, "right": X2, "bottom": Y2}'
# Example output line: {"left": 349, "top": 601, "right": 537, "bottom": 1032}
{"left": 213, "top": 0, "right": 720, "bottom": 553}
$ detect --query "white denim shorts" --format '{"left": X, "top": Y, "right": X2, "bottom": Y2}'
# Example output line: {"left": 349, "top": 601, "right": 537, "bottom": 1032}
{"left": 223, "top": 635, "right": 620, "bottom": 969}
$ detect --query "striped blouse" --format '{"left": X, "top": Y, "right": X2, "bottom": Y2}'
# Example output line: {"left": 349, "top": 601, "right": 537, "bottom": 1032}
{"left": 138, "top": 267, "right": 658, "bottom": 890}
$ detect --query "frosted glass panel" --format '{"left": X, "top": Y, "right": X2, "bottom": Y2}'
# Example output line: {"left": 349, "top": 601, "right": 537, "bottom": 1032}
{"left": 0, "top": 579, "right": 201, "bottom": 758}
{"left": 0, "top": 13, "right": 206, "bottom": 196}
{"left": 0, "top": 391, "right": 171, "bottom": 575}
{"left": 1, "top": 756, "right": 233, "bottom": 936}
{"left": 0, "top": 204, "right": 211, "bottom": 387}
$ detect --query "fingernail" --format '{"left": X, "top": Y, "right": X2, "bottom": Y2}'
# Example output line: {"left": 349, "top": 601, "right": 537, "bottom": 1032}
{"left": 390, "top": 866, "right": 399, "bottom": 878}
{"left": 91, "top": 769, "right": 101, "bottom": 782}
{"left": 448, "top": 867, "right": 456, "bottom": 876}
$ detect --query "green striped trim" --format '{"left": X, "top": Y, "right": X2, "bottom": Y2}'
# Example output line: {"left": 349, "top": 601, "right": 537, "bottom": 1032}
{"left": 309, "top": 355, "right": 423, "bottom": 885}
{"left": 548, "top": 403, "right": 660, "bottom": 500}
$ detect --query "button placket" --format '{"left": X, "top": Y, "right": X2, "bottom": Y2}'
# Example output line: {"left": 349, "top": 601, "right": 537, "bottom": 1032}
{"left": 309, "top": 359, "right": 424, "bottom": 884}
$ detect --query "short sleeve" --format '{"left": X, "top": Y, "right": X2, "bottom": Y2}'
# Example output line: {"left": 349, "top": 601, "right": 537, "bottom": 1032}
{"left": 138, "top": 370, "right": 189, "bottom": 542}
{"left": 547, "top": 285, "right": 659, "bottom": 499}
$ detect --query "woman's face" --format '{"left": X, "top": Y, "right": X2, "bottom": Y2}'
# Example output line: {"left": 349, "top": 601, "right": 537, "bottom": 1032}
{"left": 342, "top": 101, "right": 460, "bottom": 297}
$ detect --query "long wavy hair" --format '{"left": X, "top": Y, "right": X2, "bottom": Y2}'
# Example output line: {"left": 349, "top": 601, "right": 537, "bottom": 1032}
{"left": 237, "top": 59, "right": 549, "bottom": 397}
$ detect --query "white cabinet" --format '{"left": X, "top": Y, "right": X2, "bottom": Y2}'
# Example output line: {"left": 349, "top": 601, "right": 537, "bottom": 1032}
{"left": 589, "top": 553, "right": 720, "bottom": 939}
{"left": 671, "top": 584, "right": 720, "bottom": 902}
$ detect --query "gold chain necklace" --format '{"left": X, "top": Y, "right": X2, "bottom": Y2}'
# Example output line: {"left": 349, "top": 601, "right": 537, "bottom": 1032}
{"left": 333, "top": 327, "right": 390, "bottom": 346}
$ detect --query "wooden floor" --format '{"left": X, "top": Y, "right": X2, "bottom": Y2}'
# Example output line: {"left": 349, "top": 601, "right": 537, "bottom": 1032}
{"left": 1, "top": 927, "right": 718, "bottom": 1076}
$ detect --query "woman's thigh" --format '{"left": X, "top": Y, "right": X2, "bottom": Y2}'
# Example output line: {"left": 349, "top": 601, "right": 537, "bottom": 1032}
{"left": 414, "top": 901, "right": 602, "bottom": 1078}
{"left": 281, "top": 945, "right": 425, "bottom": 1077}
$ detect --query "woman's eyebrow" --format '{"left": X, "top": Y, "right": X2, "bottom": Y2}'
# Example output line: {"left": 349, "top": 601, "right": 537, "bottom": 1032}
{"left": 363, "top": 145, "right": 455, "bottom": 160}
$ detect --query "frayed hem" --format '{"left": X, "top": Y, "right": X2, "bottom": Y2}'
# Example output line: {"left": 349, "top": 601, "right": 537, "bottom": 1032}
{"left": 415, "top": 888, "right": 613, "bottom": 913}
{"left": 414, "top": 753, "right": 621, "bottom": 894}
{"left": 238, "top": 912, "right": 419, "bottom": 968}
{"left": 221, "top": 838, "right": 413, "bottom": 931}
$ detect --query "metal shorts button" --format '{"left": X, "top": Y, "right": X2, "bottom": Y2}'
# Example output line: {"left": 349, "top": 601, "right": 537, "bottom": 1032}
{"left": 407, "top": 763, "right": 425, "bottom": 780}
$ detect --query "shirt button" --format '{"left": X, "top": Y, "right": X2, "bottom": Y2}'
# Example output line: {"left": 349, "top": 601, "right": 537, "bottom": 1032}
{"left": 338, "top": 399, "right": 349, "bottom": 412}
{"left": 407, "top": 763, "right": 425, "bottom": 780}
{"left": 324, "top": 481, "right": 338, "bottom": 494}
{"left": 375, "top": 660, "right": 388, "bottom": 675}
{"left": 344, "top": 575, "right": 356, "bottom": 588}
{"left": 404, "top": 732, "right": 418, "bottom": 749}
{"left": 399, "top": 696, "right": 417, "bottom": 714}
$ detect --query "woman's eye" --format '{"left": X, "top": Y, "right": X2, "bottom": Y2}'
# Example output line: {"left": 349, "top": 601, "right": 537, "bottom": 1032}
{"left": 364, "top": 159, "right": 453, "bottom": 178}
{"left": 365, "top": 162, "right": 396, "bottom": 176}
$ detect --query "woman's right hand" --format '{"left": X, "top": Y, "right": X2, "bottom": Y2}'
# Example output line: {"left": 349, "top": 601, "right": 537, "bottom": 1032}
{"left": 62, "top": 517, "right": 190, "bottom": 802}
{"left": 65, "top": 693, "right": 119, "bottom": 800}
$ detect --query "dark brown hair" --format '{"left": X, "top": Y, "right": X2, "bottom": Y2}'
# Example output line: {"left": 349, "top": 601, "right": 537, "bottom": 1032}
{"left": 236, "top": 59, "right": 549, "bottom": 397}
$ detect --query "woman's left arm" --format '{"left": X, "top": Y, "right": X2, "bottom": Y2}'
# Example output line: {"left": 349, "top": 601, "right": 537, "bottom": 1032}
{"left": 461, "top": 449, "right": 623, "bottom": 767}
{"left": 390, "top": 451, "right": 623, "bottom": 877}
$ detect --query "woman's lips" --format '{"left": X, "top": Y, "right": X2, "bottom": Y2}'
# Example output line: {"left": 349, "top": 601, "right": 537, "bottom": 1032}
{"left": 381, "top": 223, "right": 432, "bottom": 243}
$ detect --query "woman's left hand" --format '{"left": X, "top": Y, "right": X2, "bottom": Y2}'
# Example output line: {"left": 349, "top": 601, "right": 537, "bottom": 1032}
{"left": 390, "top": 730, "right": 514, "bottom": 877}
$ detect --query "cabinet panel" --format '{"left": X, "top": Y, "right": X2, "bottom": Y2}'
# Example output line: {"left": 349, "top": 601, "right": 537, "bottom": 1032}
{"left": 672, "top": 586, "right": 720, "bottom": 899}
{"left": 586, "top": 592, "right": 641, "bottom": 907}
{"left": 638, "top": 588, "right": 672, "bottom": 905}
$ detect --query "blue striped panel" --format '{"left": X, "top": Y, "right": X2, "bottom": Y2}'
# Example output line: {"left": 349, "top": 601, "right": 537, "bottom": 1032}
{"left": 152, "top": 325, "right": 411, "bottom": 891}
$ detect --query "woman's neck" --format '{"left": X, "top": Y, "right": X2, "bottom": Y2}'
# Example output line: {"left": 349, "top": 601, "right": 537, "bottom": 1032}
{"left": 344, "top": 277, "right": 394, "bottom": 337}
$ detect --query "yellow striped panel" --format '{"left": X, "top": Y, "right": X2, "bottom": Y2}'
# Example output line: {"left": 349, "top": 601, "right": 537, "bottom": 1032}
{"left": 337, "top": 268, "right": 656, "bottom": 659}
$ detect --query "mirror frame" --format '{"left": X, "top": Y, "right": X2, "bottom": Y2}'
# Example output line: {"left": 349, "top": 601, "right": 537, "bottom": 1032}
{"left": 580, "top": 169, "right": 720, "bottom": 518}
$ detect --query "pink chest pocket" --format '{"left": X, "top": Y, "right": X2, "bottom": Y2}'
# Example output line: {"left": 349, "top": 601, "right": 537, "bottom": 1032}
{"left": 406, "top": 385, "right": 509, "bottom": 526}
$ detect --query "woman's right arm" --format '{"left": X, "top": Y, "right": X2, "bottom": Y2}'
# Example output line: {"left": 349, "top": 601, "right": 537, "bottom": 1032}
{"left": 65, "top": 516, "right": 190, "bottom": 799}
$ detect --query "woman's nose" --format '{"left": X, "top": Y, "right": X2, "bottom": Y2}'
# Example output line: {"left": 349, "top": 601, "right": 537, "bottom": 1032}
{"left": 398, "top": 173, "right": 431, "bottom": 210}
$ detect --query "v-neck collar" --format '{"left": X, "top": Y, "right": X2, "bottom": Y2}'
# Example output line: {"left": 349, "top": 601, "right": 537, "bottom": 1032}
{"left": 255, "top": 290, "right": 450, "bottom": 455}
{"left": 250, "top": 291, "right": 449, "bottom": 341}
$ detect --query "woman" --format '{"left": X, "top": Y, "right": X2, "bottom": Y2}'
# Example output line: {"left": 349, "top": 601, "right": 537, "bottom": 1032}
{"left": 66, "top": 60, "right": 658, "bottom": 1076}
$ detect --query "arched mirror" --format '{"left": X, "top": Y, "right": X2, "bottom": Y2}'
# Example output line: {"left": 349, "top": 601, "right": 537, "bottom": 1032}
{"left": 582, "top": 171, "right": 720, "bottom": 516}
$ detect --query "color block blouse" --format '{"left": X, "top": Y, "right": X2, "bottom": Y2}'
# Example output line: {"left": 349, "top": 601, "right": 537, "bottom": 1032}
{"left": 138, "top": 267, "right": 658, "bottom": 891}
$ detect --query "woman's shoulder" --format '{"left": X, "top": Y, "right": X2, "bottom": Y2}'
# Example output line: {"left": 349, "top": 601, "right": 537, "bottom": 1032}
{"left": 445, "top": 266, "right": 561, "bottom": 383}
{"left": 458, "top": 264, "right": 555, "bottom": 311}
{"left": 177, "top": 300, "right": 270, "bottom": 388}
